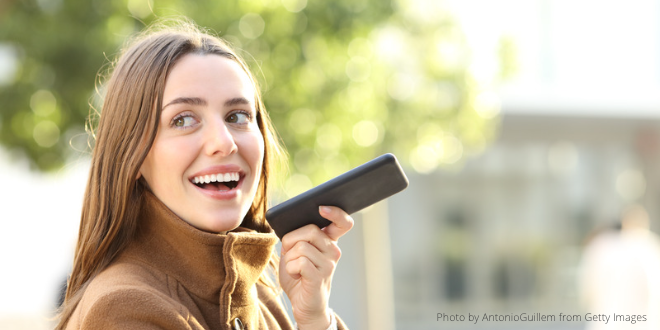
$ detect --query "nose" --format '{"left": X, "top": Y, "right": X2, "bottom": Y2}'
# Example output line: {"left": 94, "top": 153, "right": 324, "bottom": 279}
{"left": 204, "top": 118, "right": 237, "bottom": 157}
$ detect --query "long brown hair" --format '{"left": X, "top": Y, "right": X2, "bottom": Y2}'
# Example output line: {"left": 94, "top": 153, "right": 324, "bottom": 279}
{"left": 56, "top": 19, "right": 285, "bottom": 329}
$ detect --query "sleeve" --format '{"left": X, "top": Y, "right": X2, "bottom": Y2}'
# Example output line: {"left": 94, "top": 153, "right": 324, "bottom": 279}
{"left": 79, "top": 287, "right": 195, "bottom": 330}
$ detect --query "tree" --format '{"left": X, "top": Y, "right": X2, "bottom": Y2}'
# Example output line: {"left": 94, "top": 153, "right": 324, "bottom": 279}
{"left": 0, "top": 0, "right": 501, "bottom": 195}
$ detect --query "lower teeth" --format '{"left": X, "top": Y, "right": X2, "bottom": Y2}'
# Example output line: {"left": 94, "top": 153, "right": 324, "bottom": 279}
{"left": 196, "top": 181, "right": 238, "bottom": 190}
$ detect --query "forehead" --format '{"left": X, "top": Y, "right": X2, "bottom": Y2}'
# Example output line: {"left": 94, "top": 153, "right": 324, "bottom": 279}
{"left": 163, "top": 53, "right": 256, "bottom": 101}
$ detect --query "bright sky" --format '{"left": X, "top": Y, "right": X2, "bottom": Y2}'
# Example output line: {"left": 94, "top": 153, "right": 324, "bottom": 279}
{"left": 448, "top": 0, "right": 660, "bottom": 117}
{"left": 2, "top": 0, "right": 660, "bottom": 323}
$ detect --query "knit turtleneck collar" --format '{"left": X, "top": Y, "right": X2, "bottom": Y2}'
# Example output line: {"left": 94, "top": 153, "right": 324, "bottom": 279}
{"left": 124, "top": 191, "right": 279, "bottom": 307}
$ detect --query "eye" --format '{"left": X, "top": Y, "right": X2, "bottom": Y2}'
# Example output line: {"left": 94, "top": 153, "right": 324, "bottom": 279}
{"left": 171, "top": 114, "right": 198, "bottom": 129}
{"left": 226, "top": 111, "right": 251, "bottom": 124}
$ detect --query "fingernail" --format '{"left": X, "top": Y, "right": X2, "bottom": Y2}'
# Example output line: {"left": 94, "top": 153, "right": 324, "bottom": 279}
{"left": 320, "top": 206, "right": 331, "bottom": 214}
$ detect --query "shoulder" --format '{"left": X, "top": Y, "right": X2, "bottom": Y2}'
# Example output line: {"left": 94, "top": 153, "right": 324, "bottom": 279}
{"left": 72, "top": 261, "right": 196, "bottom": 330}
{"left": 79, "top": 286, "right": 190, "bottom": 329}
{"left": 83, "top": 258, "right": 172, "bottom": 309}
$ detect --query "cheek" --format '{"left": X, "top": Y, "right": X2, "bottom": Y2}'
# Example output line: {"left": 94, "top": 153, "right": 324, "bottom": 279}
{"left": 142, "top": 137, "right": 196, "bottom": 186}
{"left": 139, "top": 145, "right": 159, "bottom": 184}
{"left": 240, "top": 131, "right": 265, "bottom": 172}
{"left": 139, "top": 149, "right": 165, "bottom": 188}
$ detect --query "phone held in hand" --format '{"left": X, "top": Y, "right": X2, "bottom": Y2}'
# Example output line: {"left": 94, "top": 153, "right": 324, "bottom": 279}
{"left": 266, "top": 153, "right": 409, "bottom": 239}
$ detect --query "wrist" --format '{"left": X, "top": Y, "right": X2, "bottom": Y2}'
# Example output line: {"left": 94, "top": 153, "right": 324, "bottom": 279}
{"left": 296, "top": 309, "right": 336, "bottom": 330}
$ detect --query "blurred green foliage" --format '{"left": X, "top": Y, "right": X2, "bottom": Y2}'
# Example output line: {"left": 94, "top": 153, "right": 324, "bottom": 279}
{"left": 0, "top": 0, "right": 501, "bottom": 194}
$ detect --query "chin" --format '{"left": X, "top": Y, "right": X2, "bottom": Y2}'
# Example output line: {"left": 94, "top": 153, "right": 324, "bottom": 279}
{"left": 197, "top": 211, "right": 246, "bottom": 233}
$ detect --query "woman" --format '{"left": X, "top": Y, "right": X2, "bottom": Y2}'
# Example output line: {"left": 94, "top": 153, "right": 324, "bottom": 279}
{"left": 56, "top": 19, "right": 353, "bottom": 330}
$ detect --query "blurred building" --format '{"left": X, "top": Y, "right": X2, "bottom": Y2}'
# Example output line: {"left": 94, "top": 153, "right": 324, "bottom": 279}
{"left": 329, "top": 110, "right": 660, "bottom": 330}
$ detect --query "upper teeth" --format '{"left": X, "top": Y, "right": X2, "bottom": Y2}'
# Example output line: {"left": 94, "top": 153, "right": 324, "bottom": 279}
{"left": 193, "top": 172, "right": 240, "bottom": 184}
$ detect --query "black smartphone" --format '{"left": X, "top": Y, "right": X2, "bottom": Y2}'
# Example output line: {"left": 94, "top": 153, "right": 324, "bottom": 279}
{"left": 266, "top": 153, "right": 409, "bottom": 239}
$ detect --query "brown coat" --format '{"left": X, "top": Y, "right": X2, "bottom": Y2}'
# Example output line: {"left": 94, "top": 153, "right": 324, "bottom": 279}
{"left": 66, "top": 192, "right": 348, "bottom": 330}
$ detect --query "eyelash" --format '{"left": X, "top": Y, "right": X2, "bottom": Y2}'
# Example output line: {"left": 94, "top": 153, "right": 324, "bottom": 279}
{"left": 170, "top": 112, "right": 198, "bottom": 129}
{"left": 227, "top": 110, "right": 253, "bottom": 124}
{"left": 168, "top": 110, "right": 254, "bottom": 129}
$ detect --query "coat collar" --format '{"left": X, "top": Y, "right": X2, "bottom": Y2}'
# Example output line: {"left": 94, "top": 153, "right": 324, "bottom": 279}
{"left": 126, "top": 191, "right": 279, "bottom": 306}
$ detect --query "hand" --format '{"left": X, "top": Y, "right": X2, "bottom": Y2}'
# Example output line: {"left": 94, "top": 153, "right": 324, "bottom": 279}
{"left": 278, "top": 205, "right": 354, "bottom": 330}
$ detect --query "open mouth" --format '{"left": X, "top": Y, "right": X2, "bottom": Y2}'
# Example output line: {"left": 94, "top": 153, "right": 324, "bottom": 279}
{"left": 192, "top": 172, "right": 240, "bottom": 191}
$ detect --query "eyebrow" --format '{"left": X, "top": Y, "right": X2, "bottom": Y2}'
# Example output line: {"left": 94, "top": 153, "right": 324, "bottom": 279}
{"left": 224, "top": 97, "right": 252, "bottom": 107}
{"left": 162, "top": 97, "right": 207, "bottom": 110}
{"left": 162, "top": 96, "right": 252, "bottom": 110}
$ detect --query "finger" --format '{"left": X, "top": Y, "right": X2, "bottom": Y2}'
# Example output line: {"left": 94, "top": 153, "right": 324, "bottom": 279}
{"left": 281, "top": 224, "right": 335, "bottom": 255}
{"left": 283, "top": 241, "right": 336, "bottom": 275}
{"left": 285, "top": 255, "right": 320, "bottom": 281}
{"left": 319, "top": 205, "right": 354, "bottom": 241}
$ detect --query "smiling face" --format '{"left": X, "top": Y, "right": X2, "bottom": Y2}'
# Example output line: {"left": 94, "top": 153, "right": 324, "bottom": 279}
{"left": 139, "top": 54, "right": 265, "bottom": 233}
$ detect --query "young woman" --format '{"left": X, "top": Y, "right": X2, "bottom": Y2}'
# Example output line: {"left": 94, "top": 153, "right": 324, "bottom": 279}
{"left": 56, "top": 20, "right": 353, "bottom": 330}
